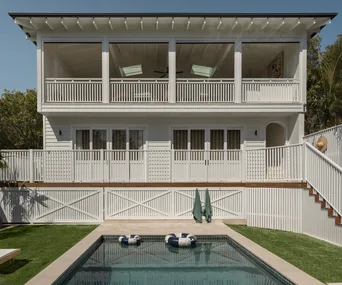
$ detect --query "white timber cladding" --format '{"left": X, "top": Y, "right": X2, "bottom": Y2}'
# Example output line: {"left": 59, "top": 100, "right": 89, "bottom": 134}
{"left": 43, "top": 116, "right": 300, "bottom": 151}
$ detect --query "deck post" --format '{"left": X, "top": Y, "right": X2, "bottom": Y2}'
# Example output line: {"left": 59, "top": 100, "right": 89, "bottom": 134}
{"left": 100, "top": 149, "right": 104, "bottom": 182}
{"left": 29, "top": 149, "right": 34, "bottom": 183}
{"left": 102, "top": 38, "right": 110, "bottom": 104}
{"left": 234, "top": 39, "right": 242, "bottom": 103}
{"left": 241, "top": 147, "right": 246, "bottom": 182}
{"left": 168, "top": 38, "right": 176, "bottom": 103}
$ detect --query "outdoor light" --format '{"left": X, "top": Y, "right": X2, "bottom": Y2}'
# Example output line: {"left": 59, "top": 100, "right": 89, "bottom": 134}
{"left": 59, "top": 130, "right": 62, "bottom": 136}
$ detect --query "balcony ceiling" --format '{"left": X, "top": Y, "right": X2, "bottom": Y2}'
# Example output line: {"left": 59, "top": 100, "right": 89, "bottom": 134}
{"left": 9, "top": 13, "right": 336, "bottom": 43}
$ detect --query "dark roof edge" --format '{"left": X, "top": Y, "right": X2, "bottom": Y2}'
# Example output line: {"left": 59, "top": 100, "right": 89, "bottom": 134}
{"left": 8, "top": 12, "right": 338, "bottom": 19}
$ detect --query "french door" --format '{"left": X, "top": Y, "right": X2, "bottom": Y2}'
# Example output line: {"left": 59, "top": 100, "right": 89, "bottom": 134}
{"left": 172, "top": 127, "right": 241, "bottom": 182}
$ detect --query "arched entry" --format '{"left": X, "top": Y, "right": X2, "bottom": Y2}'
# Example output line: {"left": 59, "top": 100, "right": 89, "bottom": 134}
{"left": 266, "top": 123, "right": 286, "bottom": 147}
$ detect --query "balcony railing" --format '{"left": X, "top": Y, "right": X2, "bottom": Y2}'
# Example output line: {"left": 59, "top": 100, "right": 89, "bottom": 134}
{"left": 44, "top": 78, "right": 300, "bottom": 104}
{"left": 176, "top": 79, "right": 234, "bottom": 102}
{"left": 0, "top": 145, "right": 303, "bottom": 183}
{"left": 242, "top": 78, "right": 299, "bottom": 103}
{"left": 110, "top": 78, "right": 168, "bottom": 102}
{"left": 45, "top": 78, "right": 102, "bottom": 102}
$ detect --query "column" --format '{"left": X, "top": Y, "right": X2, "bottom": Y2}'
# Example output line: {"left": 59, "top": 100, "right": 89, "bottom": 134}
{"left": 37, "top": 34, "right": 43, "bottom": 112}
{"left": 299, "top": 34, "right": 307, "bottom": 104}
{"left": 168, "top": 38, "right": 176, "bottom": 103}
{"left": 102, "top": 38, "right": 110, "bottom": 103}
{"left": 234, "top": 39, "right": 242, "bottom": 103}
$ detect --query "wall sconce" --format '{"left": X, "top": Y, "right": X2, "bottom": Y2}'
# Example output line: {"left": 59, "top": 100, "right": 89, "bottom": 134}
{"left": 59, "top": 130, "right": 62, "bottom": 136}
{"left": 254, "top": 130, "right": 258, "bottom": 136}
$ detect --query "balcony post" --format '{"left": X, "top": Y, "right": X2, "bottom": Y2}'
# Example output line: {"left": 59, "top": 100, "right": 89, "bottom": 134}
{"left": 37, "top": 33, "right": 43, "bottom": 111}
{"left": 299, "top": 34, "right": 307, "bottom": 104}
{"left": 234, "top": 39, "right": 242, "bottom": 103}
{"left": 102, "top": 38, "right": 110, "bottom": 104}
{"left": 168, "top": 38, "right": 176, "bottom": 103}
{"left": 29, "top": 149, "right": 34, "bottom": 183}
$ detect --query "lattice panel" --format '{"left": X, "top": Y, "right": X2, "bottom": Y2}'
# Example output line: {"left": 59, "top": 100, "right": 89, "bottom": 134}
{"left": 147, "top": 151, "right": 171, "bottom": 182}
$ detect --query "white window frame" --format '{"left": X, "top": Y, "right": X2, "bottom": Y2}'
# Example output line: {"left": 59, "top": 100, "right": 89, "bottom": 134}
{"left": 72, "top": 125, "right": 147, "bottom": 150}
{"left": 171, "top": 126, "right": 243, "bottom": 150}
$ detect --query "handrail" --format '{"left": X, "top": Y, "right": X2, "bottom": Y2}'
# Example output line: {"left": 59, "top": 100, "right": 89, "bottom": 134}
{"left": 177, "top": 78, "right": 234, "bottom": 82}
{"left": 305, "top": 142, "right": 342, "bottom": 217}
{"left": 242, "top": 78, "right": 299, "bottom": 82}
{"left": 46, "top": 78, "right": 102, "bottom": 81}
{"left": 305, "top": 142, "right": 342, "bottom": 173}
{"left": 303, "top": 124, "right": 342, "bottom": 138}
{"left": 245, "top": 143, "right": 303, "bottom": 151}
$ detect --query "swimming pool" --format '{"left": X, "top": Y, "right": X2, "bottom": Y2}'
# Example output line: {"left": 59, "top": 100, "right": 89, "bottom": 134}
{"left": 56, "top": 235, "right": 294, "bottom": 285}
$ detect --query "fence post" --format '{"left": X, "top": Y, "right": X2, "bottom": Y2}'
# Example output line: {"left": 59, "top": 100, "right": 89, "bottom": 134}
{"left": 29, "top": 149, "right": 34, "bottom": 183}
{"left": 71, "top": 151, "right": 75, "bottom": 182}
{"left": 303, "top": 143, "right": 307, "bottom": 182}
{"left": 100, "top": 149, "right": 104, "bottom": 182}
{"left": 241, "top": 148, "right": 246, "bottom": 182}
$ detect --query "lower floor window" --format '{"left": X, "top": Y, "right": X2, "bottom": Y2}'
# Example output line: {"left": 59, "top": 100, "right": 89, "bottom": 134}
{"left": 75, "top": 128, "right": 144, "bottom": 161}
{"left": 172, "top": 128, "right": 241, "bottom": 161}
{"left": 76, "top": 130, "right": 90, "bottom": 150}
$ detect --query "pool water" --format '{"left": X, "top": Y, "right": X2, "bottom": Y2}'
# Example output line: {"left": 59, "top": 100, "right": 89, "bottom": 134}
{"left": 58, "top": 236, "right": 293, "bottom": 285}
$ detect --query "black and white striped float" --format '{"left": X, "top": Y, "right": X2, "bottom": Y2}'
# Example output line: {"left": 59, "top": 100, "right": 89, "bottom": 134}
{"left": 165, "top": 233, "right": 197, "bottom": 247}
{"left": 118, "top": 234, "right": 141, "bottom": 245}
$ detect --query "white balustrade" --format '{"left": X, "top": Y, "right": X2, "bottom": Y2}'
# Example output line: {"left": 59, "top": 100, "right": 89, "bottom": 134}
{"left": 1, "top": 146, "right": 303, "bottom": 183}
{"left": 242, "top": 78, "right": 300, "bottom": 103}
{"left": 246, "top": 144, "right": 303, "bottom": 181}
{"left": 305, "top": 142, "right": 342, "bottom": 216}
{"left": 45, "top": 78, "right": 102, "bottom": 102}
{"left": 110, "top": 79, "right": 168, "bottom": 102}
{"left": 176, "top": 79, "right": 235, "bottom": 102}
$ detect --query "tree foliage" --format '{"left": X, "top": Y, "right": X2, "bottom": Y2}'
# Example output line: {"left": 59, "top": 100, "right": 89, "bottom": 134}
{"left": 306, "top": 35, "right": 342, "bottom": 134}
{"left": 0, "top": 89, "right": 43, "bottom": 149}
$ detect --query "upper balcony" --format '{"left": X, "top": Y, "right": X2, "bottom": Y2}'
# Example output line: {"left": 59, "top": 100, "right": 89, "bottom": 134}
{"left": 41, "top": 41, "right": 302, "bottom": 114}
{"left": 10, "top": 13, "right": 336, "bottom": 115}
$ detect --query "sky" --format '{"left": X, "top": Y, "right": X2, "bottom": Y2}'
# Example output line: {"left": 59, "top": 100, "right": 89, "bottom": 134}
{"left": 0, "top": 0, "right": 341, "bottom": 92}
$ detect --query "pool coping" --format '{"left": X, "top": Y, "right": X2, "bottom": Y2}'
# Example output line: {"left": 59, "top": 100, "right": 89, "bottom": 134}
{"left": 24, "top": 221, "right": 325, "bottom": 285}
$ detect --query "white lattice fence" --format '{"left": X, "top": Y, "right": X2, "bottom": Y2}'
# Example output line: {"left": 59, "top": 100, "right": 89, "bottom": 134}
{"left": 0, "top": 188, "right": 103, "bottom": 223}
{"left": 105, "top": 188, "right": 244, "bottom": 220}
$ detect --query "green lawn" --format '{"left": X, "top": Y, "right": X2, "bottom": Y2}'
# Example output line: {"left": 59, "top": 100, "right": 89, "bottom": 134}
{"left": 229, "top": 225, "right": 342, "bottom": 284}
{"left": 0, "top": 225, "right": 97, "bottom": 285}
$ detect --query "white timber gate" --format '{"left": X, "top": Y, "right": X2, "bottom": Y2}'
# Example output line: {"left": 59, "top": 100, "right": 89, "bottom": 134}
{"left": 0, "top": 188, "right": 103, "bottom": 223}
{"left": 104, "top": 188, "right": 244, "bottom": 220}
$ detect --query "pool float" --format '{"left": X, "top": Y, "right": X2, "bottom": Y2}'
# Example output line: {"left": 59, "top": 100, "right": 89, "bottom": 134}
{"left": 165, "top": 233, "right": 197, "bottom": 247}
{"left": 118, "top": 234, "right": 141, "bottom": 245}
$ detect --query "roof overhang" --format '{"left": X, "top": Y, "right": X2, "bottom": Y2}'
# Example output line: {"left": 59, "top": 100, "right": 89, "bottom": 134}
{"left": 9, "top": 12, "right": 337, "bottom": 44}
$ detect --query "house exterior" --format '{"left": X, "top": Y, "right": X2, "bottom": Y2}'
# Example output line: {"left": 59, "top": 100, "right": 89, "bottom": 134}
{"left": 2, "top": 12, "right": 342, "bottom": 246}
{"left": 7, "top": 12, "right": 335, "bottom": 183}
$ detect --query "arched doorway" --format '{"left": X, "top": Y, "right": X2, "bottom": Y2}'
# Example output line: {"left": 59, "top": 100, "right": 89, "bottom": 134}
{"left": 266, "top": 123, "right": 286, "bottom": 173}
{"left": 266, "top": 123, "right": 286, "bottom": 147}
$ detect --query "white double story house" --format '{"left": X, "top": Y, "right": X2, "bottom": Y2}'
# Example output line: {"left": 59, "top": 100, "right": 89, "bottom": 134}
{"left": 8, "top": 12, "right": 335, "bottom": 183}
